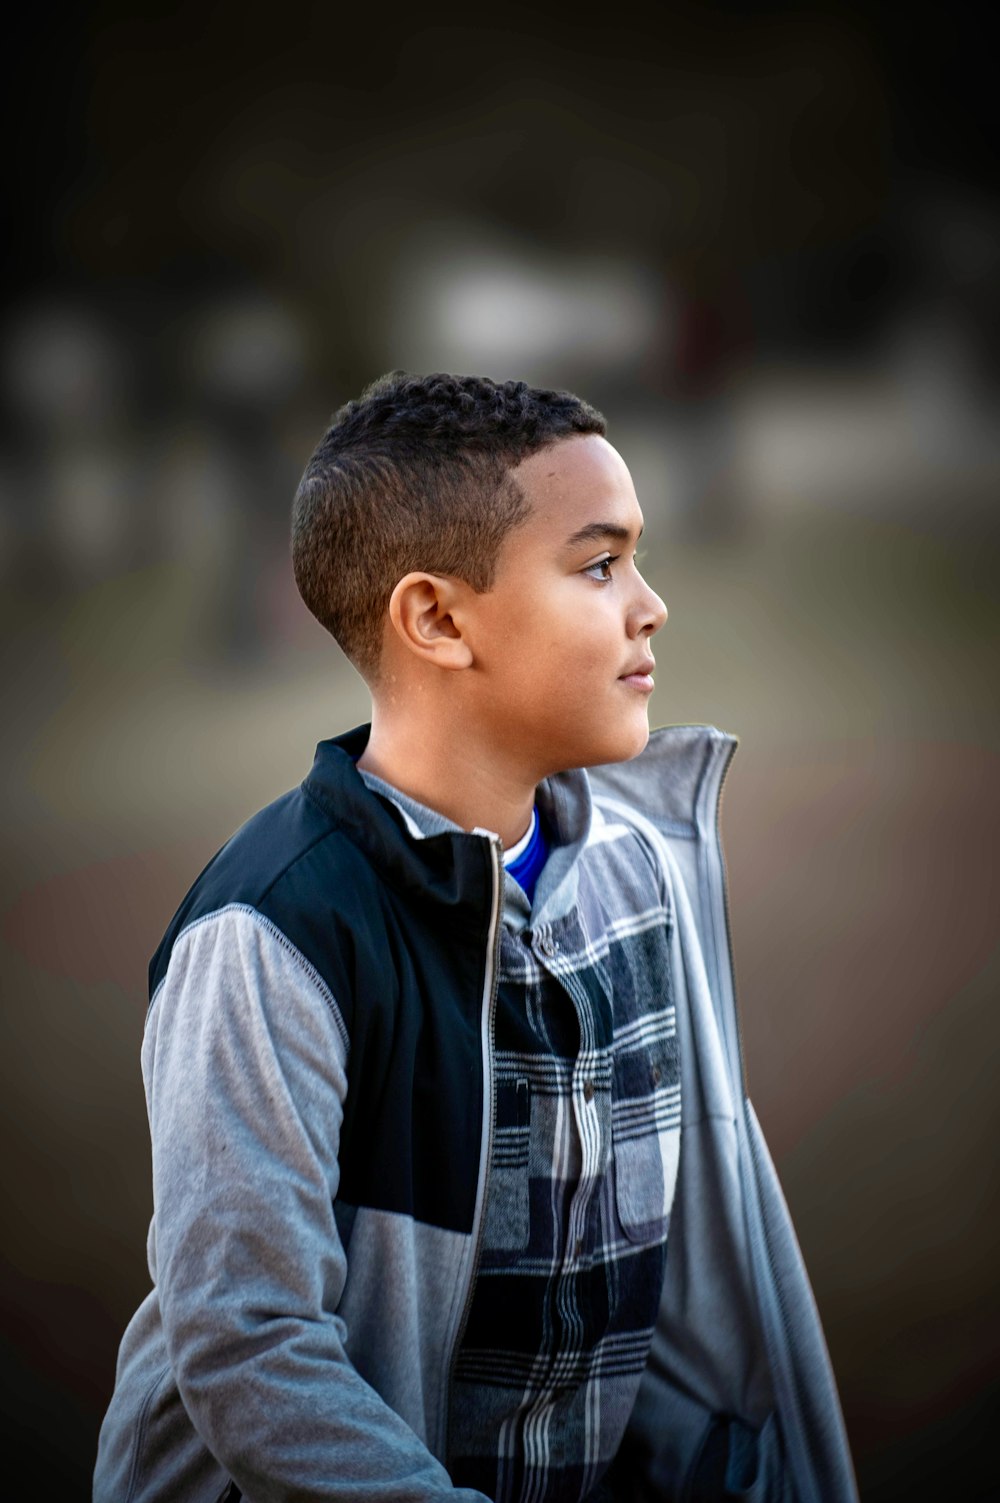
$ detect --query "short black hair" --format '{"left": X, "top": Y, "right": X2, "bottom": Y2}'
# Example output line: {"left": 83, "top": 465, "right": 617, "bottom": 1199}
{"left": 291, "top": 370, "right": 606, "bottom": 684}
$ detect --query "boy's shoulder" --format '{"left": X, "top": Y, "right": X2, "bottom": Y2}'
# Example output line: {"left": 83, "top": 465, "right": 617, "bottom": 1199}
{"left": 148, "top": 794, "right": 321, "bottom": 991}
{"left": 148, "top": 727, "right": 497, "bottom": 1004}
{"left": 149, "top": 739, "right": 389, "bottom": 999}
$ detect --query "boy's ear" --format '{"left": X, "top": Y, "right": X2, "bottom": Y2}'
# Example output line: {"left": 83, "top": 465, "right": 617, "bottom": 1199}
{"left": 387, "top": 572, "right": 475, "bottom": 671}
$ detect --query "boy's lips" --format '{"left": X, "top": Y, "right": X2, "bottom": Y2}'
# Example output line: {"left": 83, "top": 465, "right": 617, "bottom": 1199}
{"left": 618, "top": 657, "right": 656, "bottom": 691}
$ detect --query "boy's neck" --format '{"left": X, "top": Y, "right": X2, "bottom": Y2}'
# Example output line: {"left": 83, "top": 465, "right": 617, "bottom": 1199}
{"left": 357, "top": 711, "right": 537, "bottom": 850}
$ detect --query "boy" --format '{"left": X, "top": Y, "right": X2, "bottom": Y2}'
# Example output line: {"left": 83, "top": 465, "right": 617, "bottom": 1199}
{"left": 95, "top": 372, "right": 858, "bottom": 1502}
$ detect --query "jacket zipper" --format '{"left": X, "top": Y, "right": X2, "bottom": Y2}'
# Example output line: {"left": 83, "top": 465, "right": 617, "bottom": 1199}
{"left": 444, "top": 835, "right": 504, "bottom": 1464}
{"left": 712, "top": 738, "right": 833, "bottom": 1502}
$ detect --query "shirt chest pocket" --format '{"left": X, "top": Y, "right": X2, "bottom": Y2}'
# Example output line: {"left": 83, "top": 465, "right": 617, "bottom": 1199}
{"left": 611, "top": 1017, "right": 681, "bottom": 1243}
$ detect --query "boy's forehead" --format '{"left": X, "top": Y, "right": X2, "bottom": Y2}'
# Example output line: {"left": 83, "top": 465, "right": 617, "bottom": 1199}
{"left": 511, "top": 434, "right": 642, "bottom": 540}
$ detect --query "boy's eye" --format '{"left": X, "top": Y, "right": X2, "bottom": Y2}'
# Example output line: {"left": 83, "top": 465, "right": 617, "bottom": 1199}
{"left": 583, "top": 548, "right": 646, "bottom": 581}
{"left": 585, "top": 555, "right": 618, "bottom": 581}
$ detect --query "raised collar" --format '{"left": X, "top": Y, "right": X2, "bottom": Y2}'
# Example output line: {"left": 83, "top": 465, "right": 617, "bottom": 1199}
{"left": 589, "top": 723, "right": 738, "bottom": 840}
{"left": 301, "top": 723, "right": 593, "bottom": 921}
{"left": 301, "top": 721, "right": 736, "bottom": 914}
{"left": 301, "top": 724, "right": 494, "bottom": 916}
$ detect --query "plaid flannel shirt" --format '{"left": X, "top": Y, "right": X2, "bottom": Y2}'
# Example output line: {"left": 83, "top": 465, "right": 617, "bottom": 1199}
{"left": 364, "top": 771, "right": 680, "bottom": 1503}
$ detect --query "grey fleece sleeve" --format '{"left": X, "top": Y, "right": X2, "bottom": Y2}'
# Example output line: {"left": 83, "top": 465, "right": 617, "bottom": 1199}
{"left": 144, "top": 903, "right": 490, "bottom": 1503}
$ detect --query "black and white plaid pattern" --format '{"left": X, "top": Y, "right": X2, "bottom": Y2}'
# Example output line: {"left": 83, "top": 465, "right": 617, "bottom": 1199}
{"left": 450, "top": 810, "right": 679, "bottom": 1503}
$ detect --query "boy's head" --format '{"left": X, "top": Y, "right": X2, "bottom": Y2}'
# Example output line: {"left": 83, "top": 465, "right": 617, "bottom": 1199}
{"left": 291, "top": 370, "right": 606, "bottom": 687}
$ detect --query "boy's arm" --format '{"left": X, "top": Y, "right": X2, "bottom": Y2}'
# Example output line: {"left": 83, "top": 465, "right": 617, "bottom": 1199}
{"left": 146, "top": 904, "right": 490, "bottom": 1503}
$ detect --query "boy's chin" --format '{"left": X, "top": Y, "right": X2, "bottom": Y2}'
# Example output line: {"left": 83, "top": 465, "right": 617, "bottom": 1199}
{"left": 579, "top": 718, "right": 651, "bottom": 770}
{"left": 614, "top": 721, "right": 652, "bottom": 764}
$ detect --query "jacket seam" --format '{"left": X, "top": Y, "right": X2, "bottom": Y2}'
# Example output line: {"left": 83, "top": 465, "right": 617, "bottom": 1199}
{"left": 125, "top": 1362, "right": 170, "bottom": 1503}
{"left": 150, "top": 902, "right": 351, "bottom": 1057}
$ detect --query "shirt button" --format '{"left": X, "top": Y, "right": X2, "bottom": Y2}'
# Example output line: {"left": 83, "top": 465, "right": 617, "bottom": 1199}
{"left": 582, "top": 1079, "right": 595, "bottom": 1103}
{"left": 651, "top": 1064, "right": 662, "bottom": 1086}
{"left": 538, "top": 935, "right": 556, "bottom": 958}
{"left": 574, "top": 1237, "right": 584, "bottom": 1258}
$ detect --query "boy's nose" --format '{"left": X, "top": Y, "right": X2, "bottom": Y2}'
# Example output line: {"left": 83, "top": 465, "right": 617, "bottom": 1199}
{"left": 634, "top": 582, "right": 668, "bottom": 636}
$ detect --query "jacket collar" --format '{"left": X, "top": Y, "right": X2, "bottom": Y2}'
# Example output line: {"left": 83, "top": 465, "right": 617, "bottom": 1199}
{"left": 302, "top": 724, "right": 495, "bottom": 916}
{"left": 302, "top": 723, "right": 594, "bottom": 917}
{"left": 302, "top": 722, "right": 736, "bottom": 911}
{"left": 589, "top": 723, "right": 738, "bottom": 839}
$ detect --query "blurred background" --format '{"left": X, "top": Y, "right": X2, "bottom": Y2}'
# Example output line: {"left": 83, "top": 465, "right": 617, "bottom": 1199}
{"left": 2, "top": 3, "right": 998, "bottom": 1497}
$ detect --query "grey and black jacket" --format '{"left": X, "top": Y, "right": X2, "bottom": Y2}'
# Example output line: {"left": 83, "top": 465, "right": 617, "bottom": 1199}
{"left": 94, "top": 723, "right": 858, "bottom": 1503}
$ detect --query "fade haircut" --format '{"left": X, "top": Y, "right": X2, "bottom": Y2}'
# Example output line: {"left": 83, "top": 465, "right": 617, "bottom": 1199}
{"left": 291, "top": 370, "right": 606, "bottom": 685}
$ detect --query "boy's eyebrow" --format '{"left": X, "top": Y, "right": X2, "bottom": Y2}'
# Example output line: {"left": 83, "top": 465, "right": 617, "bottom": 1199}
{"left": 563, "top": 521, "right": 644, "bottom": 549}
